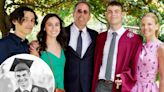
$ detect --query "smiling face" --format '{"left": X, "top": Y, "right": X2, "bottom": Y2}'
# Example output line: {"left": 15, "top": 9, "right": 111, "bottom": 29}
{"left": 73, "top": 3, "right": 91, "bottom": 29}
{"left": 45, "top": 16, "right": 61, "bottom": 38}
{"left": 13, "top": 11, "right": 35, "bottom": 37}
{"left": 15, "top": 70, "right": 31, "bottom": 89}
{"left": 141, "top": 13, "right": 159, "bottom": 41}
{"left": 105, "top": 5, "right": 123, "bottom": 27}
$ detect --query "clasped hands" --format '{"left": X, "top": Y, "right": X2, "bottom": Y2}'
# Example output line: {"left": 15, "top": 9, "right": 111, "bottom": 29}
{"left": 29, "top": 40, "right": 40, "bottom": 57}
{"left": 115, "top": 74, "right": 122, "bottom": 89}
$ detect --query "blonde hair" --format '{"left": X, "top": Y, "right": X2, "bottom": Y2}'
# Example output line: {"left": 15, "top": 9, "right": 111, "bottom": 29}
{"left": 142, "top": 12, "right": 160, "bottom": 37}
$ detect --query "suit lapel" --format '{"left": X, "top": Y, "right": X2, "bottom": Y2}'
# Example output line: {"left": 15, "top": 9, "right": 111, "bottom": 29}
{"left": 82, "top": 28, "right": 94, "bottom": 58}
{"left": 65, "top": 24, "right": 80, "bottom": 57}
{"left": 66, "top": 24, "right": 97, "bottom": 59}
{"left": 65, "top": 24, "right": 71, "bottom": 45}
{"left": 31, "top": 85, "right": 39, "bottom": 92}
{"left": 17, "top": 88, "right": 21, "bottom": 92}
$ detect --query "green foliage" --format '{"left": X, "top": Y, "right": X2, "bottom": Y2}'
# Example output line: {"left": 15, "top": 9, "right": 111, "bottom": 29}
{"left": 89, "top": 0, "right": 107, "bottom": 24}
{"left": 1, "top": 0, "right": 163, "bottom": 37}
{"left": 123, "top": 15, "right": 140, "bottom": 26}
{"left": 4, "top": 0, "right": 163, "bottom": 26}
{"left": 158, "top": 34, "right": 164, "bottom": 42}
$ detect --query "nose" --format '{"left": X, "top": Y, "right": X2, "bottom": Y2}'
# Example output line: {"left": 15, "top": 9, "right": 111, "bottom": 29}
{"left": 18, "top": 76, "right": 24, "bottom": 82}
{"left": 52, "top": 26, "right": 55, "bottom": 30}
{"left": 111, "top": 12, "right": 117, "bottom": 16}
{"left": 28, "top": 22, "right": 35, "bottom": 28}
{"left": 78, "top": 12, "right": 85, "bottom": 16}
{"left": 143, "top": 25, "right": 148, "bottom": 29}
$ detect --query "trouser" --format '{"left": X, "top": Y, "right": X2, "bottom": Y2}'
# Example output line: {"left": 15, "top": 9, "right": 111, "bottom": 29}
{"left": 96, "top": 79, "right": 113, "bottom": 92}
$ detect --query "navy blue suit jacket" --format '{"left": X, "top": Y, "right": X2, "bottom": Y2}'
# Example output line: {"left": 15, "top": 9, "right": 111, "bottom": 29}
{"left": 64, "top": 24, "right": 98, "bottom": 92}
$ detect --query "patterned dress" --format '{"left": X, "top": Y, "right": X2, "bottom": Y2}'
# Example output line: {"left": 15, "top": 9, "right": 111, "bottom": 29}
{"left": 131, "top": 39, "right": 162, "bottom": 92}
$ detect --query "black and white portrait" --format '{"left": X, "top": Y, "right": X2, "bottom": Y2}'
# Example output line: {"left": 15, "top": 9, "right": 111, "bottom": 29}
{"left": 0, "top": 54, "right": 55, "bottom": 92}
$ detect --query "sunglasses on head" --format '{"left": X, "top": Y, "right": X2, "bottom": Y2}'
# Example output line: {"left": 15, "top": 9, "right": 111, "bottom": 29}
{"left": 77, "top": 9, "right": 89, "bottom": 14}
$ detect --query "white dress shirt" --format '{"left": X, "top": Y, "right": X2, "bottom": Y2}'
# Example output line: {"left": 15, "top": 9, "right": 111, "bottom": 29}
{"left": 99, "top": 26, "right": 126, "bottom": 81}
{"left": 69, "top": 23, "right": 91, "bottom": 58}
{"left": 20, "top": 83, "right": 32, "bottom": 92}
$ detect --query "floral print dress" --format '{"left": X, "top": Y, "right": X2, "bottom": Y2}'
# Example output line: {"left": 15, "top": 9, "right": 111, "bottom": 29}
{"left": 131, "top": 39, "right": 162, "bottom": 92}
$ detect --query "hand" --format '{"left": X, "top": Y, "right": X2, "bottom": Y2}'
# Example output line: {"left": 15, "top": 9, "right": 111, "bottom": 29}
{"left": 29, "top": 40, "right": 40, "bottom": 57}
{"left": 55, "top": 88, "right": 65, "bottom": 92}
{"left": 115, "top": 74, "right": 122, "bottom": 89}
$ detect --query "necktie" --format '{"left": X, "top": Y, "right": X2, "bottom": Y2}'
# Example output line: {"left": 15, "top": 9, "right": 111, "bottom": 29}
{"left": 76, "top": 31, "right": 82, "bottom": 57}
{"left": 105, "top": 32, "right": 117, "bottom": 80}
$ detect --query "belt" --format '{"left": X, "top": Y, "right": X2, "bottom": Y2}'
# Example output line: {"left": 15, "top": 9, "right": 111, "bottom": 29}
{"left": 99, "top": 79, "right": 113, "bottom": 84}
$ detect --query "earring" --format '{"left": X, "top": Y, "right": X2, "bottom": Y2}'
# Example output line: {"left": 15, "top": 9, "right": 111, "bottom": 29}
{"left": 39, "top": 38, "right": 43, "bottom": 42}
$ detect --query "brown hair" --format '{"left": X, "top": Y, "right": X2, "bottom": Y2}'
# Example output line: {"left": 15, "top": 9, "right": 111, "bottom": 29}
{"left": 107, "top": 1, "right": 123, "bottom": 11}
{"left": 9, "top": 6, "right": 38, "bottom": 30}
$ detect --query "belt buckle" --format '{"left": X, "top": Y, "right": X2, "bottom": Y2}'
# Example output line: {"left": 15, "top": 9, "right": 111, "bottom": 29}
{"left": 99, "top": 79, "right": 113, "bottom": 84}
{"left": 105, "top": 80, "right": 113, "bottom": 84}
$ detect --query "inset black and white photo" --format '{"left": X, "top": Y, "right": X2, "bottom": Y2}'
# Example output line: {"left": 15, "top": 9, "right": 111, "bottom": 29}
{"left": 0, "top": 54, "right": 55, "bottom": 92}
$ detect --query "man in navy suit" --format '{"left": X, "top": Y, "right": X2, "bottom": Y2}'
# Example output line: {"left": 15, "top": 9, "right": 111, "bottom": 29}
{"left": 64, "top": 1, "right": 98, "bottom": 92}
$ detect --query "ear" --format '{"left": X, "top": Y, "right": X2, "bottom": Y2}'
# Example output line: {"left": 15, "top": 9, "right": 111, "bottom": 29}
{"left": 105, "top": 12, "right": 110, "bottom": 21}
{"left": 122, "top": 12, "right": 126, "bottom": 16}
{"left": 155, "top": 23, "right": 159, "bottom": 31}
{"left": 105, "top": 12, "right": 107, "bottom": 18}
{"left": 12, "top": 20, "right": 17, "bottom": 25}
{"left": 28, "top": 71, "right": 31, "bottom": 76}
{"left": 72, "top": 11, "right": 75, "bottom": 18}
{"left": 121, "top": 12, "right": 125, "bottom": 18}
{"left": 88, "top": 13, "right": 91, "bottom": 20}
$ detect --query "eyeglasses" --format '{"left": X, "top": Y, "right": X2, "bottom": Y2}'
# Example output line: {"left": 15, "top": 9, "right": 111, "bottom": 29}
{"left": 77, "top": 9, "right": 89, "bottom": 14}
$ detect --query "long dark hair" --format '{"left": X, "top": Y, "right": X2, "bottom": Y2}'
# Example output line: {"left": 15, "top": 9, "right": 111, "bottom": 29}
{"left": 37, "top": 14, "right": 67, "bottom": 54}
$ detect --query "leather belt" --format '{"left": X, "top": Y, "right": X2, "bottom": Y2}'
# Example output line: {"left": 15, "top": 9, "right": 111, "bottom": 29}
{"left": 99, "top": 79, "right": 113, "bottom": 84}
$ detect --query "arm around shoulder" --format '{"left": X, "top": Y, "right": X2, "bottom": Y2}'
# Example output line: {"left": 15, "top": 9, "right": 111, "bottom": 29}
{"left": 158, "top": 44, "right": 164, "bottom": 92}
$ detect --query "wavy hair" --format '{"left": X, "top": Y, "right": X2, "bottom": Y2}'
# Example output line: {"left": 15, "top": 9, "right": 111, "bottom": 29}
{"left": 37, "top": 14, "right": 67, "bottom": 54}
{"left": 9, "top": 6, "right": 38, "bottom": 30}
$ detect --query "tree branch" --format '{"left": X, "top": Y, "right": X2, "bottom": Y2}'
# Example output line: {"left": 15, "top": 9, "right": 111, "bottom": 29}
{"left": 93, "top": 14, "right": 107, "bottom": 24}
{"left": 5, "top": 1, "right": 66, "bottom": 10}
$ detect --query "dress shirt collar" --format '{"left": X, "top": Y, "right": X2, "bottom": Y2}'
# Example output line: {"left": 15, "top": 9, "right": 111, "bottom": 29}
{"left": 72, "top": 23, "right": 87, "bottom": 34}
{"left": 108, "top": 26, "right": 125, "bottom": 36}
{"left": 20, "top": 84, "right": 32, "bottom": 92}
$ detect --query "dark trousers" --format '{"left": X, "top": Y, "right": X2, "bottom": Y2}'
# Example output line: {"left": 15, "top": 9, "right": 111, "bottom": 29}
{"left": 96, "top": 80, "right": 113, "bottom": 92}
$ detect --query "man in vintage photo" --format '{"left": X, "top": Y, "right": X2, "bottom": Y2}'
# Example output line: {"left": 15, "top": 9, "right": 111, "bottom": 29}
{"left": 10, "top": 58, "right": 48, "bottom": 92}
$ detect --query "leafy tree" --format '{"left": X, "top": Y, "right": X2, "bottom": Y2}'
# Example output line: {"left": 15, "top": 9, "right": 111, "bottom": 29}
{"left": 0, "top": 0, "right": 163, "bottom": 38}
{"left": 159, "top": 34, "right": 164, "bottom": 42}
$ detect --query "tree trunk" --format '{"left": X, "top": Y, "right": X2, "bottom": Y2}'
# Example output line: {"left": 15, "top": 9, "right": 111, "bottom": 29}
{"left": 0, "top": 0, "right": 11, "bottom": 38}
